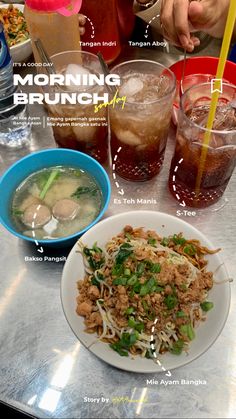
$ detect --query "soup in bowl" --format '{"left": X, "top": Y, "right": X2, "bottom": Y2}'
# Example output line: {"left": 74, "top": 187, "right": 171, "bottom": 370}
{"left": 0, "top": 149, "right": 111, "bottom": 248}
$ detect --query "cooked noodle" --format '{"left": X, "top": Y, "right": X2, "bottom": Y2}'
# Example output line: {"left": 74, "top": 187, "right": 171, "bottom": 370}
{"left": 76, "top": 226, "right": 218, "bottom": 358}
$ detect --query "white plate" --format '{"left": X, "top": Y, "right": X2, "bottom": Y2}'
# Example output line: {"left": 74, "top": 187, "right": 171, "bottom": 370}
{"left": 0, "top": 4, "right": 32, "bottom": 63}
{"left": 61, "top": 211, "right": 231, "bottom": 373}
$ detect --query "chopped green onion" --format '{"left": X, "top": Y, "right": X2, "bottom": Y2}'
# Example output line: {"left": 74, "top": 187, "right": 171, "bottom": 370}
{"left": 172, "top": 234, "right": 186, "bottom": 245}
{"left": 150, "top": 263, "right": 161, "bottom": 273}
{"left": 127, "top": 275, "right": 138, "bottom": 286}
{"left": 176, "top": 311, "right": 186, "bottom": 318}
{"left": 169, "top": 339, "right": 184, "bottom": 355}
{"left": 125, "top": 232, "right": 132, "bottom": 241}
{"left": 200, "top": 301, "right": 214, "bottom": 312}
{"left": 180, "top": 323, "right": 195, "bottom": 340}
{"left": 112, "top": 263, "right": 123, "bottom": 276}
{"left": 183, "top": 244, "right": 197, "bottom": 256}
{"left": 161, "top": 237, "right": 169, "bottom": 247}
{"left": 148, "top": 237, "right": 157, "bottom": 246}
{"left": 136, "top": 262, "right": 145, "bottom": 276}
{"left": 135, "top": 323, "right": 144, "bottom": 333}
{"left": 145, "top": 350, "right": 152, "bottom": 359}
{"left": 124, "top": 268, "right": 131, "bottom": 277}
{"left": 128, "top": 317, "right": 136, "bottom": 328}
{"left": 133, "top": 282, "right": 142, "bottom": 293}
{"left": 113, "top": 277, "right": 127, "bottom": 286}
{"left": 125, "top": 307, "right": 134, "bottom": 315}
{"left": 164, "top": 294, "right": 178, "bottom": 309}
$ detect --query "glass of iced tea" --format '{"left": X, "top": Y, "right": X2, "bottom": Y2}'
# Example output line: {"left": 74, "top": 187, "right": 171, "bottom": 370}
{"left": 169, "top": 83, "right": 236, "bottom": 208}
{"left": 110, "top": 60, "right": 176, "bottom": 181}
{"left": 47, "top": 51, "right": 108, "bottom": 164}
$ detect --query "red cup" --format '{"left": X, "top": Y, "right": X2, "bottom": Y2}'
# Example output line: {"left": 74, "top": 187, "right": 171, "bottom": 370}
{"left": 169, "top": 56, "right": 236, "bottom": 125}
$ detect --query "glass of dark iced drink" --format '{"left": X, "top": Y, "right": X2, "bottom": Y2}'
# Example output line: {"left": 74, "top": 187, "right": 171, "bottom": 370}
{"left": 169, "top": 83, "right": 236, "bottom": 208}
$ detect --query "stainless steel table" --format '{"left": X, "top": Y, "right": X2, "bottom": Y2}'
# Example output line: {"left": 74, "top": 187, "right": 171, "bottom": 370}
{"left": 0, "top": 44, "right": 236, "bottom": 419}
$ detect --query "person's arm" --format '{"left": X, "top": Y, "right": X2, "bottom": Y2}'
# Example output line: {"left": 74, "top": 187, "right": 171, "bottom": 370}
{"left": 160, "top": 0, "right": 235, "bottom": 51}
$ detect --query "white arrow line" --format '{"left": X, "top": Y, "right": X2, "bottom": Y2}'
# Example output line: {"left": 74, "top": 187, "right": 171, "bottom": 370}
{"left": 118, "top": 189, "right": 124, "bottom": 196}
{"left": 84, "top": 15, "right": 95, "bottom": 39}
{"left": 144, "top": 14, "right": 160, "bottom": 38}
{"left": 151, "top": 317, "right": 172, "bottom": 376}
{"left": 171, "top": 158, "right": 186, "bottom": 207}
{"left": 113, "top": 147, "right": 125, "bottom": 196}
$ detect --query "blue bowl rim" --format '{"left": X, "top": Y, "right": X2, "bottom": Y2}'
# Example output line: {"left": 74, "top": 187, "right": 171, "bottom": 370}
{"left": 0, "top": 148, "right": 111, "bottom": 244}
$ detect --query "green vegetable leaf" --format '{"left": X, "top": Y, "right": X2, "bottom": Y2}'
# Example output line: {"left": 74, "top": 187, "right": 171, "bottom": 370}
{"left": 112, "top": 263, "right": 123, "bottom": 276}
{"left": 72, "top": 186, "right": 98, "bottom": 199}
{"left": 200, "top": 301, "right": 214, "bottom": 312}
{"left": 39, "top": 169, "right": 60, "bottom": 200}
{"left": 83, "top": 246, "right": 105, "bottom": 270}
{"left": 116, "top": 243, "right": 133, "bottom": 265}
{"left": 109, "top": 343, "right": 128, "bottom": 357}
{"left": 12, "top": 208, "right": 24, "bottom": 216}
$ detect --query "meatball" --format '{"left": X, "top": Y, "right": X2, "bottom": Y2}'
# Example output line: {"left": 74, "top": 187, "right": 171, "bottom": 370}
{"left": 88, "top": 285, "right": 100, "bottom": 300}
{"left": 22, "top": 204, "right": 51, "bottom": 228}
{"left": 76, "top": 301, "right": 92, "bottom": 317}
{"left": 52, "top": 199, "right": 80, "bottom": 221}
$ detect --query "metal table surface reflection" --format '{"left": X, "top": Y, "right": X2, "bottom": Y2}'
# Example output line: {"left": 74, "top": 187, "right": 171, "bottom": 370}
{"left": 0, "top": 45, "right": 236, "bottom": 419}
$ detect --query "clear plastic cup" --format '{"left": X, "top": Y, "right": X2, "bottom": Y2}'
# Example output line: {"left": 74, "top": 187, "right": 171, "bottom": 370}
{"left": 46, "top": 51, "right": 109, "bottom": 164}
{"left": 169, "top": 83, "right": 236, "bottom": 208}
{"left": 110, "top": 60, "right": 176, "bottom": 181}
{"left": 0, "top": 87, "right": 31, "bottom": 148}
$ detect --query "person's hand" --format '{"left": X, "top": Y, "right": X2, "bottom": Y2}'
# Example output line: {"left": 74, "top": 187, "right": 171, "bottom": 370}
{"left": 78, "top": 14, "right": 86, "bottom": 36}
{"left": 160, "top": 0, "right": 230, "bottom": 52}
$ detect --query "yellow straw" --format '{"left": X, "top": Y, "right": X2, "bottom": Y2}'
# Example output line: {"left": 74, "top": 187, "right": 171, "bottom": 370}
{"left": 195, "top": 0, "right": 236, "bottom": 194}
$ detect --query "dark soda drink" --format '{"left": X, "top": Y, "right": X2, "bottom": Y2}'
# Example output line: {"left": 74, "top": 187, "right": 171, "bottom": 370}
{"left": 50, "top": 113, "right": 108, "bottom": 164}
{"left": 47, "top": 51, "right": 108, "bottom": 165}
{"left": 169, "top": 99, "right": 236, "bottom": 208}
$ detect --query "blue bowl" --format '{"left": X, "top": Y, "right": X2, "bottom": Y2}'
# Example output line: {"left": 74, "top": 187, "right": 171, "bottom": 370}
{"left": 0, "top": 149, "right": 111, "bottom": 248}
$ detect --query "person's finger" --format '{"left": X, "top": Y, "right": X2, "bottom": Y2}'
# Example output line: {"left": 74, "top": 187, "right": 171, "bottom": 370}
{"left": 191, "top": 36, "right": 200, "bottom": 46}
{"left": 173, "top": 0, "right": 191, "bottom": 49}
{"left": 78, "top": 14, "right": 86, "bottom": 27}
{"left": 79, "top": 27, "right": 85, "bottom": 36}
{"left": 161, "top": 0, "right": 180, "bottom": 47}
{"left": 188, "top": 1, "right": 210, "bottom": 29}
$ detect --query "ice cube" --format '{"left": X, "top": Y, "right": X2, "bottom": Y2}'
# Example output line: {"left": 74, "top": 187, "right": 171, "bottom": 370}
{"left": 115, "top": 129, "right": 142, "bottom": 146}
{"left": 65, "top": 64, "right": 90, "bottom": 91}
{"left": 119, "top": 77, "right": 144, "bottom": 99}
